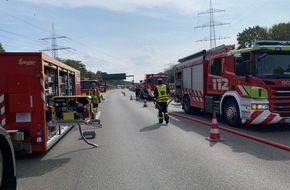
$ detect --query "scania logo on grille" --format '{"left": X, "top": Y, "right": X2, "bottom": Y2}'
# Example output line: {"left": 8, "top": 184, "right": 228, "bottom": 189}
{"left": 282, "top": 80, "right": 290, "bottom": 85}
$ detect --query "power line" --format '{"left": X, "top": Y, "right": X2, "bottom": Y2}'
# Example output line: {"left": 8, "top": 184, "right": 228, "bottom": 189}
{"left": 0, "top": 8, "right": 129, "bottom": 67}
{"left": 0, "top": 28, "right": 32, "bottom": 39}
{"left": 0, "top": 29, "right": 47, "bottom": 47}
{"left": 0, "top": 10, "right": 49, "bottom": 33}
{"left": 69, "top": 37, "right": 131, "bottom": 64}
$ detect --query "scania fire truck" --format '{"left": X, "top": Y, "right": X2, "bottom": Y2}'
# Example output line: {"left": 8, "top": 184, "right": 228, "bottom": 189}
{"left": 0, "top": 52, "right": 81, "bottom": 154}
{"left": 175, "top": 41, "right": 290, "bottom": 126}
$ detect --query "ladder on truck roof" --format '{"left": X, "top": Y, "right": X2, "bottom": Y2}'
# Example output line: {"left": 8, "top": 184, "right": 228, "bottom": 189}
{"left": 206, "top": 44, "right": 235, "bottom": 58}
{"left": 178, "top": 44, "right": 235, "bottom": 64}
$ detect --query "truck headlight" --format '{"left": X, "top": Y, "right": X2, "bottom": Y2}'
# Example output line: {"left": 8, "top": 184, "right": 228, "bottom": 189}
{"left": 251, "top": 103, "right": 269, "bottom": 110}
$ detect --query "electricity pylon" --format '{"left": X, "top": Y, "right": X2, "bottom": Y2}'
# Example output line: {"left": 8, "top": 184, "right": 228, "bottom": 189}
{"left": 40, "top": 24, "right": 72, "bottom": 58}
{"left": 195, "top": 0, "right": 230, "bottom": 48}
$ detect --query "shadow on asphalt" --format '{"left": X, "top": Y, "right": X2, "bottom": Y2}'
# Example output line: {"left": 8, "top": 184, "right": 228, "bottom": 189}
{"left": 170, "top": 110, "right": 290, "bottom": 132}
{"left": 140, "top": 123, "right": 161, "bottom": 132}
{"left": 15, "top": 147, "right": 93, "bottom": 178}
{"left": 168, "top": 111, "right": 290, "bottom": 160}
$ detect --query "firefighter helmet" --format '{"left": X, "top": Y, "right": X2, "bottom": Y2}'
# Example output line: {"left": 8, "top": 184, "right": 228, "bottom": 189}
{"left": 157, "top": 78, "right": 162, "bottom": 84}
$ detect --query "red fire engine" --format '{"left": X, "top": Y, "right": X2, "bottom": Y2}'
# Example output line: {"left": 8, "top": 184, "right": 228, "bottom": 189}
{"left": 0, "top": 52, "right": 81, "bottom": 154}
{"left": 139, "top": 74, "right": 168, "bottom": 100}
{"left": 80, "top": 79, "right": 106, "bottom": 95}
{"left": 175, "top": 41, "right": 290, "bottom": 126}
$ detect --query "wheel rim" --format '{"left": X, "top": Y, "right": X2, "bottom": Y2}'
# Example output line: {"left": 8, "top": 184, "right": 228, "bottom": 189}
{"left": 226, "top": 105, "right": 238, "bottom": 122}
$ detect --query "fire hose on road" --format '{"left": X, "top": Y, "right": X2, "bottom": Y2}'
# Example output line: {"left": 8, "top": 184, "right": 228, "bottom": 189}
{"left": 49, "top": 119, "right": 102, "bottom": 148}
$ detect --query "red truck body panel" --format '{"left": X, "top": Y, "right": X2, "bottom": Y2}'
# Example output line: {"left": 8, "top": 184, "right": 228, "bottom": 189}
{"left": 0, "top": 52, "right": 81, "bottom": 153}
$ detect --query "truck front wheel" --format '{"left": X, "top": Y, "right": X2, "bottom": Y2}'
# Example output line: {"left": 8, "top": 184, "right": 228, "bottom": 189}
{"left": 222, "top": 99, "right": 242, "bottom": 127}
{"left": 0, "top": 139, "right": 17, "bottom": 190}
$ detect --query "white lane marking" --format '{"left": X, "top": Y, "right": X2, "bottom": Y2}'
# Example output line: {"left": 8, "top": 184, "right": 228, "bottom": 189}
{"left": 169, "top": 115, "right": 180, "bottom": 122}
{"left": 96, "top": 111, "right": 101, "bottom": 119}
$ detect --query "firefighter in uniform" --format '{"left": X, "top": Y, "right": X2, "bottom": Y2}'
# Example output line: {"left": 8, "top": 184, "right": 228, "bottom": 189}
{"left": 89, "top": 83, "right": 101, "bottom": 114}
{"left": 135, "top": 85, "right": 141, "bottom": 100}
{"left": 154, "top": 78, "right": 170, "bottom": 124}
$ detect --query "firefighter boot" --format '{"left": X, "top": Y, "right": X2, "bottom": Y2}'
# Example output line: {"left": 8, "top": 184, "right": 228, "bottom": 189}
{"left": 158, "top": 113, "right": 163, "bottom": 124}
{"left": 164, "top": 113, "right": 169, "bottom": 124}
{"left": 91, "top": 107, "right": 98, "bottom": 119}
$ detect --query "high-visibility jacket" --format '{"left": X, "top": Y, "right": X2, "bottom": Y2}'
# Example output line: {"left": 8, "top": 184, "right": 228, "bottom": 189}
{"left": 89, "top": 87, "right": 101, "bottom": 103}
{"left": 155, "top": 84, "right": 168, "bottom": 103}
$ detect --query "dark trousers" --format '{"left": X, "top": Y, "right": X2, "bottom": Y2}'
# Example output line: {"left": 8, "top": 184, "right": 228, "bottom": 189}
{"left": 158, "top": 102, "right": 169, "bottom": 123}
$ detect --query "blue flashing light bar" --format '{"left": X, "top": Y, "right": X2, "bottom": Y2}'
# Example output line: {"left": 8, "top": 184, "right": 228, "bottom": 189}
{"left": 254, "top": 40, "right": 290, "bottom": 46}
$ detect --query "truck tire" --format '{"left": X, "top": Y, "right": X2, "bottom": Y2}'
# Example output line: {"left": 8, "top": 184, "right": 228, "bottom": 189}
{"left": 183, "top": 95, "right": 201, "bottom": 114}
{"left": 183, "top": 96, "right": 193, "bottom": 114}
{"left": 0, "top": 139, "right": 17, "bottom": 190}
{"left": 222, "top": 98, "right": 242, "bottom": 127}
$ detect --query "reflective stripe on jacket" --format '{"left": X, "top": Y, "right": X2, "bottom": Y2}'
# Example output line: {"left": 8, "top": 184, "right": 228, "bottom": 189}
{"left": 156, "top": 84, "right": 168, "bottom": 103}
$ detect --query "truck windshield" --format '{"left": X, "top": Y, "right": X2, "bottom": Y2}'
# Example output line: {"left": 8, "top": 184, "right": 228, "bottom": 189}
{"left": 151, "top": 78, "right": 168, "bottom": 85}
{"left": 81, "top": 81, "right": 97, "bottom": 89}
{"left": 254, "top": 52, "right": 290, "bottom": 79}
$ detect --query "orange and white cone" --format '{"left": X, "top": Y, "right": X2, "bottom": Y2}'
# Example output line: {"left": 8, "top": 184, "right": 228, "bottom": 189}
{"left": 206, "top": 112, "right": 224, "bottom": 142}
{"left": 143, "top": 98, "right": 147, "bottom": 107}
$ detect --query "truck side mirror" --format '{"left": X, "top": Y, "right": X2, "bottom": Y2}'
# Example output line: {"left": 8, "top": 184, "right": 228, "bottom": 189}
{"left": 235, "top": 62, "right": 246, "bottom": 76}
{"left": 235, "top": 55, "right": 244, "bottom": 63}
{"left": 235, "top": 61, "right": 250, "bottom": 79}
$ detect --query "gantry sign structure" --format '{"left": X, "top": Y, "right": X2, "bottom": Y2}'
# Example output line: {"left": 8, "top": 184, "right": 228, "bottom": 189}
{"left": 102, "top": 73, "right": 134, "bottom": 84}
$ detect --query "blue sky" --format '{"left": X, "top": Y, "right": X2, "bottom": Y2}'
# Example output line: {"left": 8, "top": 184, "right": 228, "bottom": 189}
{"left": 1, "top": 0, "right": 290, "bottom": 82}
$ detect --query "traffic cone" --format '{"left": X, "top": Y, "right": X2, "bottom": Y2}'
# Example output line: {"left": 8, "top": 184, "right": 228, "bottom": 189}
{"left": 206, "top": 112, "right": 224, "bottom": 142}
{"left": 143, "top": 98, "right": 147, "bottom": 107}
{"left": 130, "top": 94, "right": 133, "bottom": 100}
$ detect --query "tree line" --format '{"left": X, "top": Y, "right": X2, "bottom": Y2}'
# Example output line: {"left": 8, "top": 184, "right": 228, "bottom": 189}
{"left": 237, "top": 22, "right": 290, "bottom": 48}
